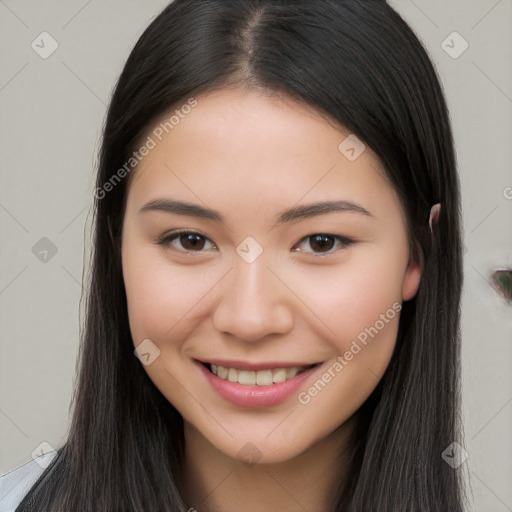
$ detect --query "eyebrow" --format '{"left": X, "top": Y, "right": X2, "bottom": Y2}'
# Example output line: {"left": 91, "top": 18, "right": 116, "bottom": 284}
{"left": 138, "top": 198, "right": 374, "bottom": 224}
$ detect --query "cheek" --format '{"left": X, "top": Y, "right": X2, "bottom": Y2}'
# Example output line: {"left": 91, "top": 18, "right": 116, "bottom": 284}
{"left": 280, "top": 250, "right": 405, "bottom": 351}
{"left": 122, "top": 247, "right": 223, "bottom": 346}
{"left": 288, "top": 254, "right": 405, "bottom": 436}
{"left": 123, "top": 248, "right": 186, "bottom": 343}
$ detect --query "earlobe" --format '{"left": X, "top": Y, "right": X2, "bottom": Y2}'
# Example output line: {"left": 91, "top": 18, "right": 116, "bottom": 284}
{"left": 402, "top": 246, "right": 423, "bottom": 301}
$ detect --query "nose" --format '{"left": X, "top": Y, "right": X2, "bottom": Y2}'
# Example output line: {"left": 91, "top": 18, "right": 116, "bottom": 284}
{"left": 212, "top": 255, "right": 294, "bottom": 342}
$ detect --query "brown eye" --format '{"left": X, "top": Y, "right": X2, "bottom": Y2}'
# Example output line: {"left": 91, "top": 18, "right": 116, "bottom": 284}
{"left": 294, "top": 233, "right": 354, "bottom": 254}
{"left": 179, "top": 233, "right": 206, "bottom": 250}
{"left": 309, "top": 234, "right": 335, "bottom": 252}
{"left": 158, "top": 231, "right": 216, "bottom": 252}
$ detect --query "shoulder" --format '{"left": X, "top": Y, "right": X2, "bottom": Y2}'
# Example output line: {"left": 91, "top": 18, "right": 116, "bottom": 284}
{"left": 0, "top": 452, "right": 57, "bottom": 512}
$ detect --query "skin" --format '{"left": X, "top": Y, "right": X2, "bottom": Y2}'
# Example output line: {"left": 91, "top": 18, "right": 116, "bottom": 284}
{"left": 121, "top": 87, "right": 423, "bottom": 511}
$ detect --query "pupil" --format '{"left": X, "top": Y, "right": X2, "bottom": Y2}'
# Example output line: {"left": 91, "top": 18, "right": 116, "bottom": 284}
{"left": 311, "top": 234, "right": 334, "bottom": 252}
{"left": 181, "top": 233, "right": 204, "bottom": 250}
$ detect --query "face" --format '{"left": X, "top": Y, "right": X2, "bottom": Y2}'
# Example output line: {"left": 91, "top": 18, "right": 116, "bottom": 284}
{"left": 121, "top": 87, "right": 422, "bottom": 464}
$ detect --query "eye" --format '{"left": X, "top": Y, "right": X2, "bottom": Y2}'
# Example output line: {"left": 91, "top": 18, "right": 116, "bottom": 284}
{"left": 158, "top": 230, "right": 217, "bottom": 252}
{"left": 293, "top": 233, "right": 354, "bottom": 254}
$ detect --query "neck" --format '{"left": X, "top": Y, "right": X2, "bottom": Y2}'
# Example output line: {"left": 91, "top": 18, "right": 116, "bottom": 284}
{"left": 181, "top": 414, "right": 359, "bottom": 512}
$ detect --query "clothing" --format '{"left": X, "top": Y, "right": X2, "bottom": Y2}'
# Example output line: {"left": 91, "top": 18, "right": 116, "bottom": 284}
{"left": 0, "top": 452, "right": 57, "bottom": 512}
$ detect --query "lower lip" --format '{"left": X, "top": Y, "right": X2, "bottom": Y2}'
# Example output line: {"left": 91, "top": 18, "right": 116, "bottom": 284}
{"left": 197, "top": 362, "right": 320, "bottom": 408}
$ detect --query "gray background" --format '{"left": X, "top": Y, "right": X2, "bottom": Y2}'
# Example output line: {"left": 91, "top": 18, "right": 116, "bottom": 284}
{"left": 0, "top": 1, "right": 511, "bottom": 510}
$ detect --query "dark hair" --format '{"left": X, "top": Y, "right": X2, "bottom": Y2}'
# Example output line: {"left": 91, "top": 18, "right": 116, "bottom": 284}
{"left": 16, "top": 0, "right": 466, "bottom": 510}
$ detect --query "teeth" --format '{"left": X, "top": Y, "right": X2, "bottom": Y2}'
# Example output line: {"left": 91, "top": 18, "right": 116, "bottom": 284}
{"left": 256, "top": 370, "right": 272, "bottom": 386}
{"left": 286, "top": 367, "right": 298, "bottom": 379}
{"left": 273, "top": 368, "right": 287, "bottom": 383}
{"left": 210, "top": 364, "right": 305, "bottom": 386}
{"left": 217, "top": 365, "right": 228, "bottom": 379}
{"left": 238, "top": 370, "right": 256, "bottom": 385}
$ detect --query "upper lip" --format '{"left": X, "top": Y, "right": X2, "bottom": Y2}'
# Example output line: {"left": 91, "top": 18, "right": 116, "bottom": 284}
{"left": 197, "top": 359, "right": 320, "bottom": 371}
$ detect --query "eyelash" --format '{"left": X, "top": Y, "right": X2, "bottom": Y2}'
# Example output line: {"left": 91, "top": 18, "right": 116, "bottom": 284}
{"left": 157, "top": 230, "right": 354, "bottom": 256}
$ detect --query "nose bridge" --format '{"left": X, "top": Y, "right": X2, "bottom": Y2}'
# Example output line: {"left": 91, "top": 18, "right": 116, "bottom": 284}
{"left": 212, "top": 250, "right": 294, "bottom": 341}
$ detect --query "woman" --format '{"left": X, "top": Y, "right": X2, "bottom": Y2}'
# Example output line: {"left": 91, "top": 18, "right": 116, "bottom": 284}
{"left": 6, "top": 0, "right": 466, "bottom": 510}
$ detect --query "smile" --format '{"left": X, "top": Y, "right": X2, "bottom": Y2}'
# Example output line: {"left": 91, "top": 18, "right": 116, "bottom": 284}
{"left": 197, "top": 360, "right": 322, "bottom": 408}
{"left": 209, "top": 364, "right": 312, "bottom": 386}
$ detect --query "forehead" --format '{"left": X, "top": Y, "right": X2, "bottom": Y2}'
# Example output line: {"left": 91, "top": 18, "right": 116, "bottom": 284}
{"left": 126, "top": 88, "right": 397, "bottom": 218}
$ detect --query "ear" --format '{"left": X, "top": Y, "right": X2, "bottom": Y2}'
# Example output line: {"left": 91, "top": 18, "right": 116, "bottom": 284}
{"left": 429, "top": 203, "right": 441, "bottom": 232}
{"left": 402, "top": 243, "right": 423, "bottom": 301}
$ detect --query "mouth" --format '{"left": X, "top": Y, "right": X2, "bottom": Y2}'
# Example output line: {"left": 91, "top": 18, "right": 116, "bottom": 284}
{"left": 200, "top": 361, "right": 320, "bottom": 387}
{"left": 196, "top": 359, "right": 324, "bottom": 408}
